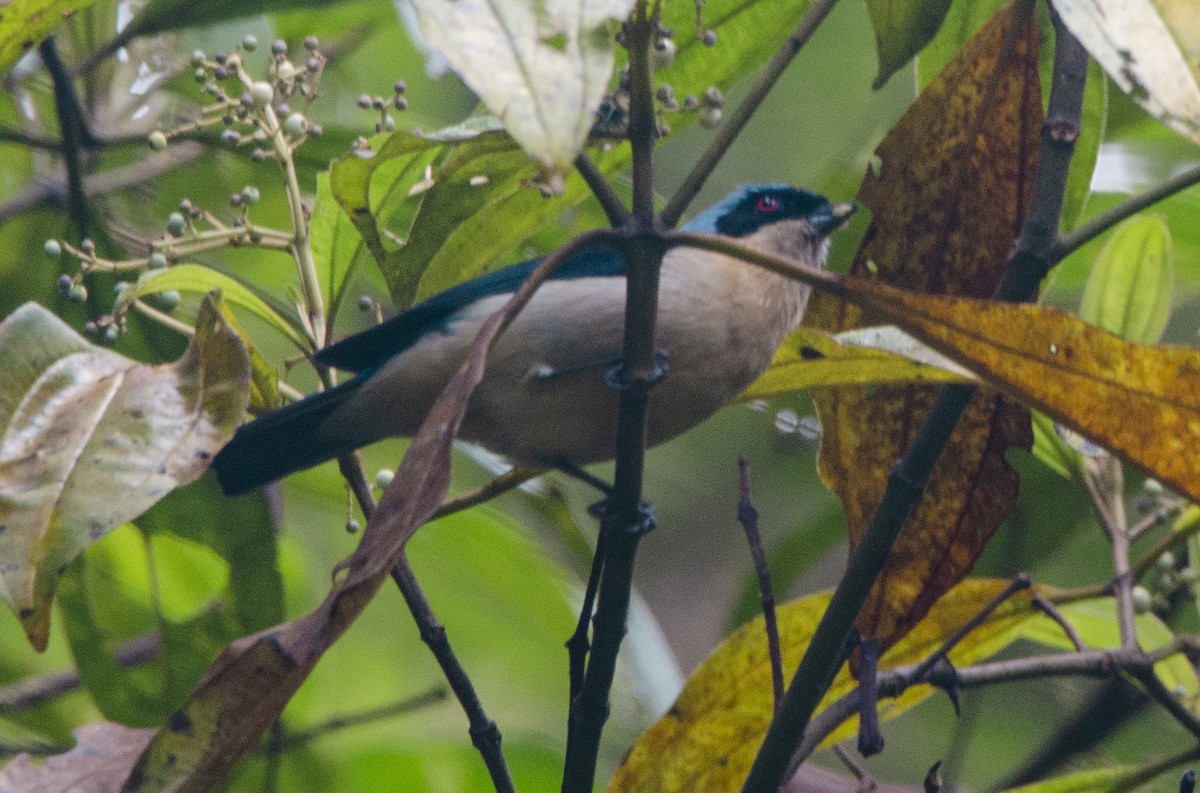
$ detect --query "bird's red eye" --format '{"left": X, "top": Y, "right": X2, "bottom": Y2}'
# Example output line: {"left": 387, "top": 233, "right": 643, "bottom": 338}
{"left": 756, "top": 195, "right": 780, "bottom": 212}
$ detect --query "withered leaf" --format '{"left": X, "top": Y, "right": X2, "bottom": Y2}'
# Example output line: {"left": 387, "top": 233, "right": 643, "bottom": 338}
{"left": 805, "top": 1, "right": 1041, "bottom": 651}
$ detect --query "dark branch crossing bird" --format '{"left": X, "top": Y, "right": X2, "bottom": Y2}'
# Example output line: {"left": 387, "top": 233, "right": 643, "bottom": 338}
{"left": 213, "top": 184, "right": 855, "bottom": 496}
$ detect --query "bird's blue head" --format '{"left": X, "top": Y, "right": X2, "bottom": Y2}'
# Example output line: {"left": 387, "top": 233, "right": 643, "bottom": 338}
{"left": 684, "top": 184, "right": 855, "bottom": 238}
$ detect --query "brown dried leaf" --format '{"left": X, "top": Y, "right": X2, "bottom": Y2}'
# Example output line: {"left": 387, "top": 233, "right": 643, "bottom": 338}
{"left": 805, "top": 1, "right": 1041, "bottom": 651}
{"left": 0, "top": 723, "right": 153, "bottom": 792}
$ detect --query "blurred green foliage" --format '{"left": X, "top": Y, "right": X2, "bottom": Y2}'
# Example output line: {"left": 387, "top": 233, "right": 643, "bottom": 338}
{"left": 0, "top": 0, "right": 1197, "bottom": 791}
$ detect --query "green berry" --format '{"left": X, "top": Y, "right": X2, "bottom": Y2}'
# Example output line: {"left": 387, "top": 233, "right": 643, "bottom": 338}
{"left": 147, "top": 130, "right": 168, "bottom": 151}
{"left": 67, "top": 283, "right": 88, "bottom": 303}
{"left": 383, "top": 116, "right": 396, "bottom": 132}
{"left": 249, "top": 81, "right": 274, "bottom": 107}
{"left": 104, "top": 325, "right": 119, "bottom": 343}
{"left": 702, "top": 86, "right": 725, "bottom": 108}
{"left": 345, "top": 518, "right": 360, "bottom": 533}
{"left": 191, "top": 50, "right": 206, "bottom": 67}
{"left": 1132, "top": 585, "right": 1153, "bottom": 614}
{"left": 113, "top": 282, "right": 129, "bottom": 297}
{"left": 166, "top": 212, "right": 186, "bottom": 237}
{"left": 194, "top": 68, "right": 207, "bottom": 83}
{"left": 283, "top": 112, "right": 307, "bottom": 137}
{"left": 155, "top": 290, "right": 181, "bottom": 311}
{"left": 241, "top": 186, "right": 261, "bottom": 205}
{"left": 702, "top": 29, "right": 717, "bottom": 47}
{"left": 652, "top": 37, "right": 676, "bottom": 68}
{"left": 242, "top": 35, "right": 258, "bottom": 52}
{"left": 699, "top": 106, "right": 722, "bottom": 129}
{"left": 220, "top": 128, "right": 240, "bottom": 147}
{"left": 374, "top": 469, "right": 395, "bottom": 489}
{"left": 148, "top": 252, "right": 168, "bottom": 269}
{"left": 44, "top": 239, "right": 62, "bottom": 259}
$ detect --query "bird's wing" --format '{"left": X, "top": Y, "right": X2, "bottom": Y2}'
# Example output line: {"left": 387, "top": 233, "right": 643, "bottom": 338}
{"left": 314, "top": 246, "right": 627, "bottom": 373}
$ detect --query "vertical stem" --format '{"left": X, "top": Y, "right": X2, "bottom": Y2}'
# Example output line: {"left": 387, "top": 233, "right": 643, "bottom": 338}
{"left": 263, "top": 102, "right": 326, "bottom": 348}
{"left": 561, "top": 5, "right": 661, "bottom": 791}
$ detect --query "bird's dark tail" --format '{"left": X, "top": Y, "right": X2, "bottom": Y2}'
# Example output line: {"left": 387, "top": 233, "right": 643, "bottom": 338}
{"left": 213, "top": 378, "right": 363, "bottom": 496}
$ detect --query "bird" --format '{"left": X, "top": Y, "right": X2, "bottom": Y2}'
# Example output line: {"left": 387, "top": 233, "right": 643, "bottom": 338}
{"left": 213, "top": 184, "right": 855, "bottom": 496}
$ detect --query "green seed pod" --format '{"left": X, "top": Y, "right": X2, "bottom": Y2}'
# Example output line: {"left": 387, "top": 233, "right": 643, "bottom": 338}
{"left": 283, "top": 112, "right": 307, "bottom": 137}
{"left": 147, "top": 130, "right": 168, "bottom": 151}
{"left": 67, "top": 283, "right": 88, "bottom": 303}
{"left": 1080, "top": 214, "right": 1173, "bottom": 344}
{"left": 374, "top": 468, "right": 395, "bottom": 489}
{"left": 148, "top": 252, "right": 168, "bottom": 269}
{"left": 44, "top": 239, "right": 62, "bottom": 259}
{"left": 249, "top": 81, "right": 274, "bottom": 107}
{"left": 155, "top": 290, "right": 181, "bottom": 312}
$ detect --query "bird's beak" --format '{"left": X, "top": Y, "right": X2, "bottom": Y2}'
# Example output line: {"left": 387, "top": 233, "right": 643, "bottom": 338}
{"left": 813, "top": 202, "right": 857, "bottom": 236}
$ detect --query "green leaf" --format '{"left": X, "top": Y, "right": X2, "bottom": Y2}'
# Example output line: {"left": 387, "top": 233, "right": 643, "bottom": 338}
{"left": 402, "top": 0, "right": 634, "bottom": 184}
{"left": 119, "top": 264, "right": 309, "bottom": 352}
{"left": 1022, "top": 597, "right": 1199, "bottom": 696}
{"left": 0, "top": 295, "right": 251, "bottom": 650}
{"left": 121, "top": 0, "right": 345, "bottom": 38}
{"left": 739, "top": 327, "right": 971, "bottom": 401}
{"left": 866, "top": 0, "right": 955, "bottom": 89}
{"left": 1029, "top": 411, "right": 1079, "bottom": 480}
{"left": 0, "top": 0, "right": 102, "bottom": 75}
{"left": 916, "top": 0, "right": 1006, "bottom": 88}
{"left": 58, "top": 525, "right": 235, "bottom": 725}
{"left": 310, "top": 172, "right": 371, "bottom": 331}
{"left": 1002, "top": 761, "right": 1185, "bottom": 793}
{"left": 1079, "top": 214, "right": 1173, "bottom": 344}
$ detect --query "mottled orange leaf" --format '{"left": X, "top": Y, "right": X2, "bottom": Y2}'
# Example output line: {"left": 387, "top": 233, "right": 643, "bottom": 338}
{"left": 805, "top": 1, "right": 1040, "bottom": 651}
{"left": 846, "top": 280, "right": 1200, "bottom": 505}
{"left": 609, "top": 580, "right": 1035, "bottom": 793}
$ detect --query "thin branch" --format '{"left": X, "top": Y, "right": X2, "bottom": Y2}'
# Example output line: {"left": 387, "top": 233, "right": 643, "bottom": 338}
{"left": 0, "top": 633, "right": 159, "bottom": 714}
{"left": 336, "top": 453, "right": 516, "bottom": 793}
{"left": 267, "top": 688, "right": 447, "bottom": 751}
{"left": 574, "top": 152, "right": 631, "bottom": 227}
{"left": 912, "top": 574, "right": 1031, "bottom": 680}
{"left": 1049, "top": 162, "right": 1200, "bottom": 263}
{"left": 1031, "top": 593, "right": 1086, "bottom": 652}
{"left": 0, "top": 142, "right": 205, "bottom": 224}
{"left": 738, "top": 455, "right": 784, "bottom": 708}
{"left": 431, "top": 467, "right": 543, "bottom": 521}
{"left": 795, "top": 641, "right": 1189, "bottom": 766}
{"left": 742, "top": 8, "right": 1086, "bottom": 790}
{"left": 660, "top": 0, "right": 839, "bottom": 228}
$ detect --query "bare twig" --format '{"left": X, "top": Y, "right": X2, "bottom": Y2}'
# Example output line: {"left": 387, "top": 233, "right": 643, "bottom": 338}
{"left": 267, "top": 688, "right": 447, "bottom": 751}
{"left": 912, "top": 575, "right": 1031, "bottom": 680}
{"left": 562, "top": 6, "right": 664, "bottom": 790}
{"left": 1049, "top": 163, "right": 1200, "bottom": 263}
{"left": 431, "top": 467, "right": 543, "bottom": 521}
{"left": 1031, "top": 593, "right": 1086, "bottom": 652}
{"left": 0, "top": 633, "right": 159, "bottom": 714}
{"left": 660, "top": 0, "right": 840, "bottom": 227}
{"left": 738, "top": 455, "right": 784, "bottom": 708}
{"left": 832, "top": 744, "right": 876, "bottom": 793}
{"left": 336, "top": 453, "right": 515, "bottom": 793}
{"left": 574, "top": 152, "right": 631, "bottom": 227}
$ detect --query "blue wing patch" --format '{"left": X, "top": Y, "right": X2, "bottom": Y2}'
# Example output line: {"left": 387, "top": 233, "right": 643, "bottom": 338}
{"left": 315, "top": 246, "right": 627, "bottom": 372}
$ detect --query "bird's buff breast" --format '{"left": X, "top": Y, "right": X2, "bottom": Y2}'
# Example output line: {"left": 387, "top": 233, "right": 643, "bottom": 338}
{"left": 347, "top": 257, "right": 805, "bottom": 466}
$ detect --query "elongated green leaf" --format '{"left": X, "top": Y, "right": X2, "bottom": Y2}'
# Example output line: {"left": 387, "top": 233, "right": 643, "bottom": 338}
{"left": 119, "top": 264, "right": 309, "bottom": 352}
{"left": 1080, "top": 215, "right": 1173, "bottom": 344}
{"left": 0, "top": 295, "right": 250, "bottom": 650}
{"left": 0, "top": 0, "right": 101, "bottom": 75}
{"left": 867, "top": 0, "right": 954, "bottom": 88}
{"left": 310, "top": 172, "right": 370, "bottom": 330}
{"left": 402, "top": 0, "right": 634, "bottom": 184}
{"left": 1022, "top": 598, "right": 1199, "bottom": 697}
{"left": 1060, "top": 60, "right": 1107, "bottom": 231}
